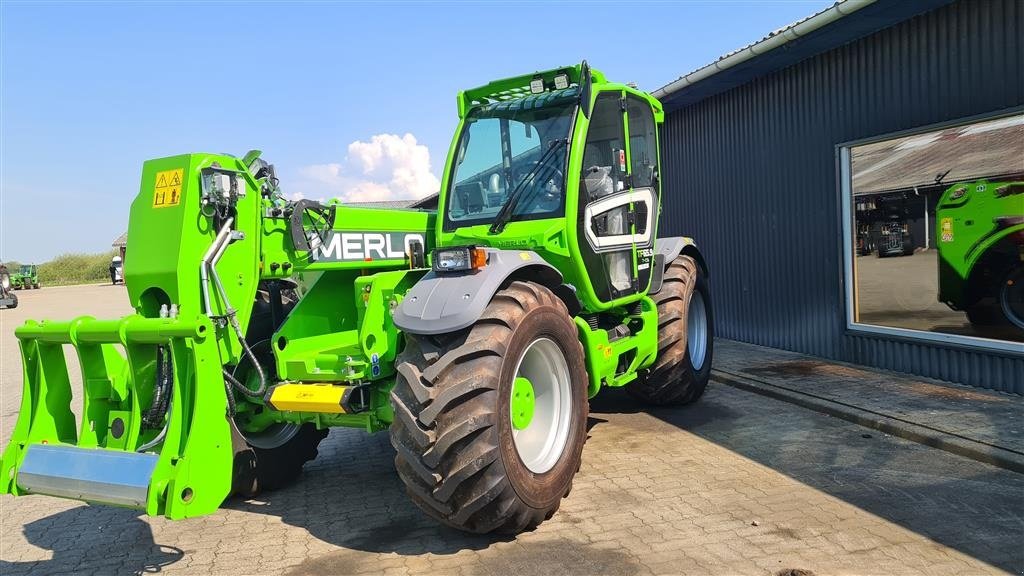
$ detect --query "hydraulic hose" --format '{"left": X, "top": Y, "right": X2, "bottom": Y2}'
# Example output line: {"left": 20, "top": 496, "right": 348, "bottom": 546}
{"left": 210, "top": 266, "right": 267, "bottom": 399}
{"left": 137, "top": 345, "right": 175, "bottom": 452}
{"left": 222, "top": 372, "right": 238, "bottom": 415}
{"left": 137, "top": 397, "right": 172, "bottom": 453}
{"left": 223, "top": 364, "right": 266, "bottom": 398}
{"left": 201, "top": 219, "right": 268, "bottom": 409}
{"left": 143, "top": 346, "right": 172, "bottom": 427}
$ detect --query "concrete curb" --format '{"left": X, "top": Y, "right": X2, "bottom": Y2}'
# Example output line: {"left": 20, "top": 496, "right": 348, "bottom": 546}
{"left": 711, "top": 369, "right": 1024, "bottom": 475}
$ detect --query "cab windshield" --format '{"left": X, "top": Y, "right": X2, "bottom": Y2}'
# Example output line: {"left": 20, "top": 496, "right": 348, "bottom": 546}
{"left": 20, "top": 265, "right": 32, "bottom": 275}
{"left": 444, "top": 91, "right": 577, "bottom": 231}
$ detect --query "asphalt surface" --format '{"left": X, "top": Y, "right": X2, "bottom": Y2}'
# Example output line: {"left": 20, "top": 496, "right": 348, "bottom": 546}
{"left": 1, "top": 284, "right": 1022, "bottom": 575}
{"left": 854, "top": 249, "right": 1022, "bottom": 342}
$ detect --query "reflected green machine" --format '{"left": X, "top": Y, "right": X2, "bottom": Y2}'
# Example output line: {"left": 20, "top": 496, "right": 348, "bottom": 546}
{"left": 936, "top": 178, "right": 1024, "bottom": 332}
{"left": 0, "top": 63, "right": 713, "bottom": 534}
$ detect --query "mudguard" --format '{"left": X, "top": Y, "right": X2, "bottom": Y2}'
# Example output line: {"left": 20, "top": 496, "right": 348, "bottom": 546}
{"left": 393, "top": 249, "right": 563, "bottom": 335}
{"left": 649, "top": 237, "right": 708, "bottom": 294}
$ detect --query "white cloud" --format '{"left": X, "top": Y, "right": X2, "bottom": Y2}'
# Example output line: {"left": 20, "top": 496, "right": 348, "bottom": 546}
{"left": 294, "top": 133, "right": 439, "bottom": 204}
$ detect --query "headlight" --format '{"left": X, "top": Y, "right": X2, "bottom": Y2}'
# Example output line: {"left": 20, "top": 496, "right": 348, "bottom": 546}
{"left": 433, "top": 246, "right": 487, "bottom": 273}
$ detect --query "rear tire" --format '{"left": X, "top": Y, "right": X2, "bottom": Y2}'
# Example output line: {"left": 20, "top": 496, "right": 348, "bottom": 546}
{"left": 390, "top": 281, "right": 588, "bottom": 534}
{"left": 627, "top": 255, "right": 713, "bottom": 406}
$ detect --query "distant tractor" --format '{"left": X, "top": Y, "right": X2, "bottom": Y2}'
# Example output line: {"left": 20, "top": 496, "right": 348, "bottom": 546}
{"left": 936, "top": 178, "right": 1024, "bottom": 333}
{"left": 0, "top": 264, "right": 17, "bottom": 309}
{"left": 11, "top": 264, "right": 40, "bottom": 290}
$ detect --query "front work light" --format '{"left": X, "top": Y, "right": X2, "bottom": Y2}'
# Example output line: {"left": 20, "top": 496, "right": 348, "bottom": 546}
{"left": 433, "top": 246, "right": 488, "bottom": 273}
{"left": 553, "top": 72, "right": 570, "bottom": 90}
{"left": 529, "top": 76, "right": 545, "bottom": 94}
{"left": 949, "top": 186, "right": 968, "bottom": 201}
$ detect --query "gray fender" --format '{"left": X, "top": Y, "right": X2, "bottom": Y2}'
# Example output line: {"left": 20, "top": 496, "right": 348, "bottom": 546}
{"left": 393, "top": 249, "right": 571, "bottom": 335}
{"left": 649, "top": 237, "right": 708, "bottom": 294}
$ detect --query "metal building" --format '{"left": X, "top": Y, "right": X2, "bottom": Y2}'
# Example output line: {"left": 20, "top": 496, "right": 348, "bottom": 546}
{"left": 654, "top": 0, "right": 1023, "bottom": 393}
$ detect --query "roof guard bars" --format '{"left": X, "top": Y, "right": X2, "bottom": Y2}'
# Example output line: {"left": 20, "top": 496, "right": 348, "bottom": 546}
{"left": 456, "top": 61, "right": 608, "bottom": 118}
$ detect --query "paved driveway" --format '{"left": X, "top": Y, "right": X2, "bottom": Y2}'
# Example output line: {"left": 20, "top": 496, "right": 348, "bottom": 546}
{"left": 1, "top": 285, "right": 1021, "bottom": 575}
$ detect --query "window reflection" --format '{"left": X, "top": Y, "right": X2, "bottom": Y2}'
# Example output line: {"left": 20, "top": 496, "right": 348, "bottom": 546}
{"left": 849, "top": 114, "right": 1024, "bottom": 344}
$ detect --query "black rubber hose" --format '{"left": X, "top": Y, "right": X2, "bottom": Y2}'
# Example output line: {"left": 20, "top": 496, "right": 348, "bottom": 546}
{"left": 222, "top": 371, "right": 238, "bottom": 415}
{"left": 143, "top": 346, "right": 172, "bottom": 427}
{"left": 224, "top": 367, "right": 266, "bottom": 398}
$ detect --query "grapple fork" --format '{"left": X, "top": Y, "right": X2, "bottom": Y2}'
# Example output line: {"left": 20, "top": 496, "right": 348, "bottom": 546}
{"left": 0, "top": 314, "right": 235, "bottom": 519}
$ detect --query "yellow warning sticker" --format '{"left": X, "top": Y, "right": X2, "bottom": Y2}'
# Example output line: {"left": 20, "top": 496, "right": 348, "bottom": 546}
{"left": 940, "top": 217, "right": 954, "bottom": 242}
{"left": 153, "top": 169, "right": 184, "bottom": 208}
{"left": 519, "top": 252, "right": 532, "bottom": 261}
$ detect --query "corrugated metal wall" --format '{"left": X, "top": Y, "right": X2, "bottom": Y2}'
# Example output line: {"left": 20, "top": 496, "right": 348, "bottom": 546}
{"left": 660, "top": 0, "right": 1024, "bottom": 393}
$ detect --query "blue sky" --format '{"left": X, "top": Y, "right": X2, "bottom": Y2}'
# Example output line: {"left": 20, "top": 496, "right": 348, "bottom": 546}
{"left": 1, "top": 0, "right": 832, "bottom": 263}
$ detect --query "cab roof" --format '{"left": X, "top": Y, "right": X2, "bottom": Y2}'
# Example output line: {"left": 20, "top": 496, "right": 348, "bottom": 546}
{"left": 457, "top": 62, "right": 663, "bottom": 122}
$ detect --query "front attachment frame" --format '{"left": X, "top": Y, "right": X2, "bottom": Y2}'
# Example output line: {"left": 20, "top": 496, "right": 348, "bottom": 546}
{"left": 0, "top": 314, "right": 235, "bottom": 519}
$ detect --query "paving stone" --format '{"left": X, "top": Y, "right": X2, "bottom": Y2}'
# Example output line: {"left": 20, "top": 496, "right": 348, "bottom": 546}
{"left": 1, "top": 287, "right": 1022, "bottom": 575}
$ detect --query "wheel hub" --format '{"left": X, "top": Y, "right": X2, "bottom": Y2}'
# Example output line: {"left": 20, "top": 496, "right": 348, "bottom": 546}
{"left": 510, "top": 377, "right": 536, "bottom": 430}
{"left": 688, "top": 290, "right": 708, "bottom": 370}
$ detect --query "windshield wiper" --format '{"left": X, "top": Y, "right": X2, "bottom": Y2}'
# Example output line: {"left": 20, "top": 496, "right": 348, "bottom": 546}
{"left": 490, "top": 138, "right": 567, "bottom": 234}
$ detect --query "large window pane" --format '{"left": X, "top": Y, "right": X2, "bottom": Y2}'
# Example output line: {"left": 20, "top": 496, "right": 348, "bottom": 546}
{"left": 847, "top": 114, "right": 1024, "bottom": 345}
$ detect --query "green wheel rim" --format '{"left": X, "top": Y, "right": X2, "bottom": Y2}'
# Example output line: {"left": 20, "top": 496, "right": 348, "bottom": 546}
{"left": 510, "top": 377, "right": 536, "bottom": 430}
{"left": 510, "top": 337, "right": 572, "bottom": 474}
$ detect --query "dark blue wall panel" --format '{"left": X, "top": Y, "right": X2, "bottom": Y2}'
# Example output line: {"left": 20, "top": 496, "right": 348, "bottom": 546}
{"left": 660, "top": 0, "right": 1023, "bottom": 393}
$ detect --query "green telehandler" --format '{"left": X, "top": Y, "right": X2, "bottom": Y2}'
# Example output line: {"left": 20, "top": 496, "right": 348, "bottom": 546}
{"left": 0, "top": 63, "right": 713, "bottom": 534}
{"left": 936, "top": 177, "right": 1024, "bottom": 334}
{"left": 11, "top": 264, "right": 40, "bottom": 290}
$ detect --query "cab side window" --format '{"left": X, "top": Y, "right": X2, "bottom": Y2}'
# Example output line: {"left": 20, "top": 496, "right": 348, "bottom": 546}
{"left": 626, "top": 96, "right": 658, "bottom": 189}
{"left": 581, "top": 93, "right": 626, "bottom": 201}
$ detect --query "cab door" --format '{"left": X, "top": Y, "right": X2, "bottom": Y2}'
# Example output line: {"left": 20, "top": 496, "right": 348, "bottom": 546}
{"left": 577, "top": 90, "right": 658, "bottom": 303}
{"left": 624, "top": 93, "right": 660, "bottom": 291}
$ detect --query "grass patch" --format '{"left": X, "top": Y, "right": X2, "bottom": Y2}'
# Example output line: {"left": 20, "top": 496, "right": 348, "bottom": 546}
{"left": 37, "top": 252, "right": 117, "bottom": 286}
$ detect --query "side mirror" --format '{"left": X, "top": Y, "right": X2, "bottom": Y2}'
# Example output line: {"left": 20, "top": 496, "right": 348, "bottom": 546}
{"left": 579, "top": 60, "right": 592, "bottom": 119}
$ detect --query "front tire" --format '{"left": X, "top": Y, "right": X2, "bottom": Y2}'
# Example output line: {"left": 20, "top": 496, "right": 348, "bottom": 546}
{"left": 965, "top": 301, "right": 1004, "bottom": 327}
{"left": 232, "top": 288, "right": 327, "bottom": 496}
{"left": 998, "top": 264, "right": 1024, "bottom": 332}
{"left": 628, "top": 255, "right": 714, "bottom": 405}
{"left": 234, "top": 423, "right": 328, "bottom": 495}
{"left": 390, "top": 281, "right": 588, "bottom": 534}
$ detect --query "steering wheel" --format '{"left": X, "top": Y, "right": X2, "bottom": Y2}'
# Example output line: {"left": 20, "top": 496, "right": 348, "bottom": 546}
{"left": 511, "top": 161, "right": 565, "bottom": 211}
